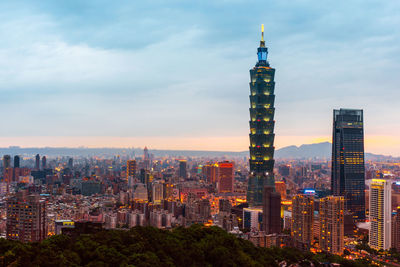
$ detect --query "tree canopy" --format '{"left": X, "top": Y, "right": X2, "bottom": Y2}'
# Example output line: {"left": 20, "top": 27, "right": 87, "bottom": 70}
{"left": 0, "top": 225, "right": 374, "bottom": 267}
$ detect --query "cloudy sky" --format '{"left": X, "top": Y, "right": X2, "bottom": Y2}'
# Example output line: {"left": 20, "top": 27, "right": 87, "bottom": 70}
{"left": 0, "top": 0, "right": 399, "bottom": 155}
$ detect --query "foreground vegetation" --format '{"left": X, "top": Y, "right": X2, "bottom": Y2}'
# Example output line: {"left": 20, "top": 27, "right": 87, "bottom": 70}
{"left": 0, "top": 225, "right": 373, "bottom": 266}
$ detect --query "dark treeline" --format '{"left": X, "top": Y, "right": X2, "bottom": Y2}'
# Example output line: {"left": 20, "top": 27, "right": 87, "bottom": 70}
{"left": 0, "top": 225, "right": 373, "bottom": 267}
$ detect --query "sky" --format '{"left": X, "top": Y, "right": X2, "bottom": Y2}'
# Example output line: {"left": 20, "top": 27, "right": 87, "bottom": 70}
{"left": 0, "top": 0, "right": 399, "bottom": 155}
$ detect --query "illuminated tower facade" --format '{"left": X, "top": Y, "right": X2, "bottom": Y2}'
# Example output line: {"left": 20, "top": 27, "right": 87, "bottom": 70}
{"left": 203, "top": 163, "right": 219, "bottom": 184}
{"left": 319, "top": 196, "right": 344, "bottom": 255}
{"left": 331, "top": 109, "right": 365, "bottom": 220}
{"left": 369, "top": 179, "right": 391, "bottom": 250}
{"left": 247, "top": 25, "right": 276, "bottom": 206}
{"left": 218, "top": 161, "right": 234, "bottom": 193}
{"left": 291, "top": 194, "right": 314, "bottom": 251}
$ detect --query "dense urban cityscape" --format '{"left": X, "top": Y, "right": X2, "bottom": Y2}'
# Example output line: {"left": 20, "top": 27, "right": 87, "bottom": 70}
{"left": 1, "top": 0, "right": 400, "bottom": 265}
{"left": 0, "top": 23, "right": 399, "bottom": 266}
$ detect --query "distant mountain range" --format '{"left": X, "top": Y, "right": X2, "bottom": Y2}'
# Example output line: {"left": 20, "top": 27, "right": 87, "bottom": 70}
{"left": 275, "top": 142, "right": 399, "bottom": 161}
{"left": 275, "top": 142, "right": 331, "bottom": 159}
{"left": 0, "top": 142, "right": 397, "bottom": 161}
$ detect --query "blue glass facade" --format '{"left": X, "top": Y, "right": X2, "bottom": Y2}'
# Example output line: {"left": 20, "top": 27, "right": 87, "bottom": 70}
{"left": 331, "top": 109, "right": 365, "bottom": 221}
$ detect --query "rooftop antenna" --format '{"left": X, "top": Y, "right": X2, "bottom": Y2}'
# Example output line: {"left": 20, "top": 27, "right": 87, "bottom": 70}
{"left": 261, "top": 24, "right": 264, "bottom": 42}
{"left": 260, "top": 24, "right": 265, "bottom": 47}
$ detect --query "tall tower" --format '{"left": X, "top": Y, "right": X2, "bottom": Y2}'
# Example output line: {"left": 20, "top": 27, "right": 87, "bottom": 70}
{"left": 331, "top": 109, "right": 365, "bottom": 220}
{"left": 247, "top": 25, "right": 276, "bottom": 206}
{"left": 369, "top": 179, "right": 392, "bottom": 250}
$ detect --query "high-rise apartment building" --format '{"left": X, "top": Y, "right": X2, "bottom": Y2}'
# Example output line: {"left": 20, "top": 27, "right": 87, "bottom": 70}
{"left": 262, "top": 186, "right": 281, "bottom": 234}
{"left": 6, "top": 191, "right": 47, "bottom": 242}
{"left": 218, "top": 161, "right": 234, "bottom": 193}
{"left": 179, "top": 160, "right": 187, "bottom": 179}
{"left": 331, "top": 109, "right": 365, "bottom": 220}
{"left": 291, "top": 194, "right": 314, "bottom": 251}
{"left": 369, "top": 179, "right": 392, "bottom": 250}
{"left": 152, "top": 183, "right": 164, "bottom": 204}
{"left": 319, "top": 196, "right": 344, "bottom": 255}
{"left": 203, "top": 163, "right": 219, "bottom": 184}
{"left": 392, "top": 208, "right": 400, "bottom": 251}
{"left": 247, "top": 25, "right": 277, "bottom": 206}
{"left": 126, "top": 160, "right": 137, "bottom": 181}
{"left": 134, "top": 184, "right": 148, "bottom": 202}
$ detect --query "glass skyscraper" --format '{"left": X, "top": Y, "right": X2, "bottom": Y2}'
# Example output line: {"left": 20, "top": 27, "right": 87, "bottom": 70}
{"left": 331, "top": 109, "right": 365, "bottom": 220}
{"left": 247, "top": 25, "right": 276, "bottom": 206}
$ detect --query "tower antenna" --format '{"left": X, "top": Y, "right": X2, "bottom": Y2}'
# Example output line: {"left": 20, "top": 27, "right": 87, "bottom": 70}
{"left": 261, "top": 24, "right": 264, "bottom": 42}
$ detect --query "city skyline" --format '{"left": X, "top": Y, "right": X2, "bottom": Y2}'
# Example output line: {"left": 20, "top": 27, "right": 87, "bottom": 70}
{"left": 1, "top": 1, "right": 400, "bottom": 265}
{"left": 0, "top": 1, "right": 400, "bottom": 156}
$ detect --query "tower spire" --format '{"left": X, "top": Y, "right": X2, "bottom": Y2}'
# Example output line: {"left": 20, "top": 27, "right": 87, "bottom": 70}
{"left": 261, "top": 24, "right": 264, "bottom": 41}
{"left": 260, "top": 24, "right": 265, "bottom": 47}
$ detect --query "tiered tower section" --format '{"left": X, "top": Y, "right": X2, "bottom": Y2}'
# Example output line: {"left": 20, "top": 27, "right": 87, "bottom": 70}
{"left": 247, "top": 25, "right": 276, "bottom": 206}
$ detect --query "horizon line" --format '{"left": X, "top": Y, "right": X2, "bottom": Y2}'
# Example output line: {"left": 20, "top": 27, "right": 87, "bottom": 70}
{"left": 0, "top": 135, "right": 398, "bottom": 156}
{"left": 0, "top": 141, "right": 332, "bottom": 151}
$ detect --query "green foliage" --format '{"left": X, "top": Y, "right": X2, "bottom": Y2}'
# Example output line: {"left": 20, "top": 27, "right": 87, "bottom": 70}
{"left": 355, "top": 240, "right": 377, "bottom": 255}
{"left": 0, "top": 225, "right": 374, "bottom": 267}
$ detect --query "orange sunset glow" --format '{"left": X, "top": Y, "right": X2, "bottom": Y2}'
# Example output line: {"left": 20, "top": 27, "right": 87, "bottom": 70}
{"left": 0, "top": 135, "right": 398, "bottom": 156}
